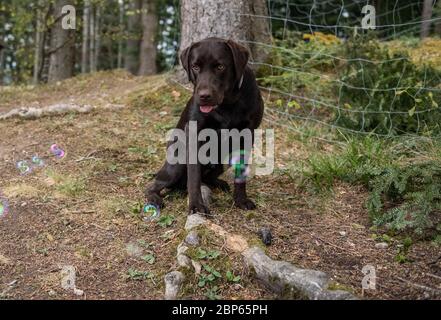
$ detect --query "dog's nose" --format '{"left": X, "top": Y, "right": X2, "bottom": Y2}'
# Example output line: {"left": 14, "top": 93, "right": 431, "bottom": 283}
{"left": 198, "top": 90, "right": 212, "bottom": 102}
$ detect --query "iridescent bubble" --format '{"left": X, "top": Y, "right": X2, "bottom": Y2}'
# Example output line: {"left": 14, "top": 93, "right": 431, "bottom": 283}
{"left": 142, "top": 204, "right": 160, "bottom": 221}
{"left": 31, "top": 155, "right": 45, "bottom": 167}
{"left": 50, "top": 144, "right": 65, "bottom": 159}
{"left": 0, "top": 197, "right": 9, "bottom": 218}
{"left": 230, "top": 150, "right": 251, "bottom": 183}
{"left": 17, "top": 160, "right": 32, "bottom": 175}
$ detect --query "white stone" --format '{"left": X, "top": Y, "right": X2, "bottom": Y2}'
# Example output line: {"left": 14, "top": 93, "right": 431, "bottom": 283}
{"left": 375, "top": 242, "right": 389, "bottom": 249}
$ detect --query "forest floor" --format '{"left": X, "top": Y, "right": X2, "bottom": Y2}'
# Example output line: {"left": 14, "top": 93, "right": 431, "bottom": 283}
{"left": 0, "top": 70, "right": 440, "bottom": 300}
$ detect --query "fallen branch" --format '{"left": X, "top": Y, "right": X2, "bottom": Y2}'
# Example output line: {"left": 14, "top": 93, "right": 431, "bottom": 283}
{"left": 70, "top": 210, "right": 95, "bottom": 214}
{"left": 0, "top": 103, "right": 94, "bottom": 121}
{"left": 395, "top": 276, "right": 441, "bottom": 294}
{"left": 426, "top": 273, "right": 441, "bottom": 281}
{"left": 75, "top": 157, "right": 101, "bottom": 163}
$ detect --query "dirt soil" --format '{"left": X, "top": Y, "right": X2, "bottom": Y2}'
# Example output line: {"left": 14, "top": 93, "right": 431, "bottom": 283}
{"left": 0, "top": 71, "right": 440, "bottom": 300}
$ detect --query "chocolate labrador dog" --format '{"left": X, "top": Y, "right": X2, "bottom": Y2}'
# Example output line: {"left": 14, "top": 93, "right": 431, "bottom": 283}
{"left": 145, "top": 37, "right": 264, "bottom": 215}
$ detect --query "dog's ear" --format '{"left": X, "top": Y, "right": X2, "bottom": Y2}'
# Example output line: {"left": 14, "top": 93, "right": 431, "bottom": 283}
{"left": 226, "top": 40, "right": 249, "bottom": 87}
{"left": 180, "top": 43, "right": 195, "bottom": 83}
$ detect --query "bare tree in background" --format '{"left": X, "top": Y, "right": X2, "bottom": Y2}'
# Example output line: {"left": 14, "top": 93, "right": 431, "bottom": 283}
{"left": 117, "top": 0, "right": 125, "bottom": 69}
{"left": 0, "top": 43, "right": 4, "bottom": 85}
{"left": 138, "top": 0, "right": 157, "bottom": 75}
{"left": 89, "top": 3, "right": 96, "bottom": 72}
{"left": 421, "top": 0, "right": 435, "bottom": 39}
{"left": 88, "top": 4, "right": 101, "bottom": 72}
{"left": 180, "top": 0, "right": 272, "bottom": 65}
{"left": 48, "top": 0, "right": 76, "bottom": 83}
{"left": 436, "top": 22, "right": 441, "bottom": 36}
{"left": 435, "top": 0, "right": 441, "bottom": 35}
{"left": 94, "top": 6, "right": 101, "bottom": 72}
{"left": 82, "top": 1, "right": 101, "bottom": 74}
{"left": 33, "top": 0, "right": 45, "bottom": 84}
{"left": 125, "top": 0, "right": 142, "bottom": 74}
{"left": 373, "top": 0, "right": 380, "bottom": 26}
{"left": 82, "top": 0, "right": 90, "bottom": 73}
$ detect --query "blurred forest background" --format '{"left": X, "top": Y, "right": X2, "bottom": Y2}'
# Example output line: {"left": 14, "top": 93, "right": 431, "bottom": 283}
{"left": 0, "top": 0, "right": 440, "bottom": 85}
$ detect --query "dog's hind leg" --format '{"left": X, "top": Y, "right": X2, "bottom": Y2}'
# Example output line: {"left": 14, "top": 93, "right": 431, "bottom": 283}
{"left": 145, "top": 162, "right": 185, "bottom": 207}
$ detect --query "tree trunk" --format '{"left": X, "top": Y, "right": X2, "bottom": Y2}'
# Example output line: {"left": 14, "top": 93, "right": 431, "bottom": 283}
{"left": 82, "top": 0, "right": 90, "bottom": 73}
{"left": 48, "top": 0, "right": 76, "bottom": 83}
{"left": 89, "top": 4, "right": 96, "bottom": 72}
{"left": 138, "top": 0, "right": 157, "bottom": 75}
{"left": 125, "top": 0, "right": 142, "bottom": 74}
{"left": 436, "top": 21, "right": 441, "bottom": 35}
{"left": 373, "top": 0, "right": 380, "bottom": 26}
{"left": 179, "top": 0, "right": 272, "bottom": 64}
{"left": 94, "top": 6, "right": 101, "bottom": 72}
{"left": 435, "top": 1, "right": 441, "bottom": 35}
{"left": 40, "top": 17, "right": 52, "bottom": 83}
{"left": 117, "top": 0, "right": 125, "bottom": 69}
{"left": 0, "top": 45, "right": 4, "bottom": 86}
{"left": 421, "top": 0, "right": 434, "bottom": 39}
{"left": 33, "top": 2, "right": 45, "bottom": 85}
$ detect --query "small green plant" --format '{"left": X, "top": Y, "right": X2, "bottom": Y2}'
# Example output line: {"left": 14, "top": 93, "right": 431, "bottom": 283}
{"left": 205, "top": 286, "right": 221, "bottom": 300}
{"left": 203, "top": 264, "right": 222, "bottom": 278}
{"left": 131, "top": 201, "right": 144, "bottom": 215}
{"left": 157, "top": 215, "right": 175, "bottom": 228}
{"left": 395, "top": 238, "right": 413, "bottom": 264}
{"left": 141, "top": 253, "right": 155, "bottom": 264}
{"left": 198, "top": 264, "right": 222, "bottom": 287}
{"left": 226, "top": 271, "right": 241, "bottom": 283}
{"left": 433, "top": 235, "right": 441, "bottom": 246}
{"left": 402, "top": 237, "right": 413, "bottom": 249}
{"left": 368, "top": 161, "right": 441, "bottom": 234}
{"left": 127, "top": 269, "right": 154, "bottom": 281}
{"left": 395, "top": 252, "right": 408, "bottom": 264}
{"left": 197, "top": 274, "right": 216, "bottom": 288}
{"left": 137, "top": 239, "right": 152, "bottom": 248}
{"left": 381, "top": 234, "right": 393, "bottom": 243}
{"left": 196, "top": 248, "right": 221, "bottom": 260}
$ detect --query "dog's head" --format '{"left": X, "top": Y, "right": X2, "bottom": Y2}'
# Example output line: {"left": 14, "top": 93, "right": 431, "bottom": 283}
{"left": 180, "top": 37, "right": 249, "bottom": 114}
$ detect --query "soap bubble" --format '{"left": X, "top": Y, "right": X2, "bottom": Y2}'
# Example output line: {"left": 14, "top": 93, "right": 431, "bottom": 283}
{"left": 142, "top": 204, "right": 160, "bottom": 221}
{"left": 50, "top": 144, "right": 65, "bottom": 159}
{"left": 31, "top": 155, "right": 45, "bottom": 167}
{"left": 0, "top": 197, "right": 9, "bottom": 218}
{"left": 230, "top": 150, "right": 251, "bottom": 183}
{"left": 17, "top": 160, "right": 32, "bottom": 175}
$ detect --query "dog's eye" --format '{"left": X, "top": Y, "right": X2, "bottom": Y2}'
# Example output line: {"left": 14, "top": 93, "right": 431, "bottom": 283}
{"left": 191, "top": 65, "right": 200, "bottom": 72}
{"left": 217, "top": 64, "right": 225, "bottom": 71}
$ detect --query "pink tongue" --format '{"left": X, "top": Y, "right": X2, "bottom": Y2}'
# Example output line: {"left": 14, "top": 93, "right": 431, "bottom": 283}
{"left": 200, "top": 106, "right": 214, "bottom": 113}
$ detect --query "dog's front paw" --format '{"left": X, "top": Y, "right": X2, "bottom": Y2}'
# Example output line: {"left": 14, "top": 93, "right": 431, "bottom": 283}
{"left": 235, "top": 198, "right": 256, "bottom": 210}
{"left": 189, "top": 201, "right": 210, "bottom": 216}
{"left": 146, "top": 192, "right": 164, "bottom": 208}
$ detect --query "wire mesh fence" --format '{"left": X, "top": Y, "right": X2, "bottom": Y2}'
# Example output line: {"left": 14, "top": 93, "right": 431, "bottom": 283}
{"left": 230, "top": 0, "right": 441, "bottom": 142}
